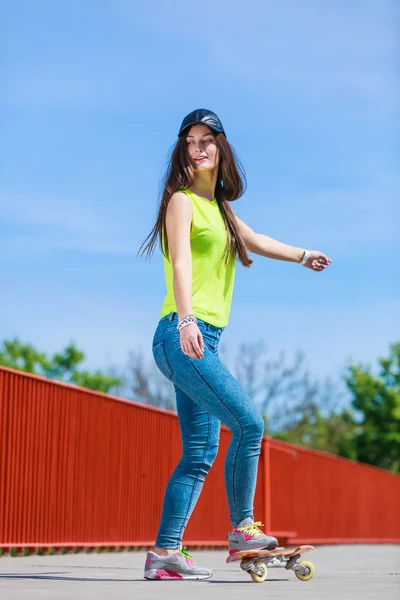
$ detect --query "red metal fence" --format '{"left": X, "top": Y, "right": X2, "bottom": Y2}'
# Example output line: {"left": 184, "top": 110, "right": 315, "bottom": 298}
{"left": 1, "top": 366, "right": 399, "bottom": 552}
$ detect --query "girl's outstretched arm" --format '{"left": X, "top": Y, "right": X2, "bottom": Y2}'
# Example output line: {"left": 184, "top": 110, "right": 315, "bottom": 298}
{"left": 233, "top": 212, "right": 331, "bottom": 271}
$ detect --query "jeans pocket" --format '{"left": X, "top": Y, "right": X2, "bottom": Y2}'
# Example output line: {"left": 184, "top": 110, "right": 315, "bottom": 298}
{"left": 152, "top": 340, "right": 173, "bottom": 380}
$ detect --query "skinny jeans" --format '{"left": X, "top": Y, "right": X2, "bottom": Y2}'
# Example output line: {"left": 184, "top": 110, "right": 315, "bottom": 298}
{"left": 152, "top": 311, "right": 264, "bottom": 549}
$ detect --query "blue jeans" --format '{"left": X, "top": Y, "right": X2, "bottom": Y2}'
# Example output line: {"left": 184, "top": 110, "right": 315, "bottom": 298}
{"left": 152, "top": 311, "right": 265, "bottom": 549}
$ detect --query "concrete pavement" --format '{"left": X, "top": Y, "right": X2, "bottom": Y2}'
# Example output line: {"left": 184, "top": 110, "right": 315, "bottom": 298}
{"left": 0, "top": 544, "right": 399, "bottom": 599}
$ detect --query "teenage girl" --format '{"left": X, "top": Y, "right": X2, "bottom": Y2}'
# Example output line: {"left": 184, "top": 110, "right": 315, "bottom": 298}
{"left": 138, "top": 109, "right": 331, "bottom": 580}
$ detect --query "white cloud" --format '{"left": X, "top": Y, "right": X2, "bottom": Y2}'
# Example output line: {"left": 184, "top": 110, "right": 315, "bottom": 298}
{"left": 1, "top": 1, "right": 398, "bottom": 113}
{"left": 209, "top": 4, "right": 398, "bottom": 115}
{"left": 0, "top": 190, "right": 112, "bottom": 235}
{"left": 235, "top": 181, "right": 399, "bottom": 258}
{"left": 0, "top": 189, "right": 147, "bottom": 258}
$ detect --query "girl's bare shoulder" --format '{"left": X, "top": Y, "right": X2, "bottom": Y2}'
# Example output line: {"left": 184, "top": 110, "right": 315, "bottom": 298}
{"left": 170, "top": 190, "right": 190, "bottom": 202}
{"left": 168, "top": 191, "right": 193, "bottom": 212}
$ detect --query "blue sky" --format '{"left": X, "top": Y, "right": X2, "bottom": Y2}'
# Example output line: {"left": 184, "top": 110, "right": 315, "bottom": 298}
{"left": 1, "top": 0, "right": 399, "bottom": 397}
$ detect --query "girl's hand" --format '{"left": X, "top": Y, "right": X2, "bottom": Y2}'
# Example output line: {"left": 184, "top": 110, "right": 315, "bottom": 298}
{"left": 303, "top": 250, "right": 332, "bottom": 272}
{"left": 180, "top": 323, "right": 204, "bottom": 360}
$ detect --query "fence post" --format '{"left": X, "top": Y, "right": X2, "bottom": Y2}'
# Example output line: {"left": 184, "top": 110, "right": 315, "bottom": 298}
{"left": 262, "top": 436, "right": 271, "bottom": 532}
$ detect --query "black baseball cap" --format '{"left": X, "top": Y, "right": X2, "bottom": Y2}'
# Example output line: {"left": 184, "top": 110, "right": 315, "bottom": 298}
{"left": 178, "top": 108, "right": 226, "bottom": 137}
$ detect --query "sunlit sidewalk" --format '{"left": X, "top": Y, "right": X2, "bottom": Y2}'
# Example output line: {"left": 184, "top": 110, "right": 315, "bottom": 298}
{"left": 0, "top": 545, "right": 399, "bottom": 599}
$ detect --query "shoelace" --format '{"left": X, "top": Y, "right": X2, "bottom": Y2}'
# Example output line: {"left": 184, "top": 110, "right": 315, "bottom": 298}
{"left": 237, "top": 521, "right": 265, "bottom": 536}
{"left": 178, "top": 546, "right": 194, "bottom": 566}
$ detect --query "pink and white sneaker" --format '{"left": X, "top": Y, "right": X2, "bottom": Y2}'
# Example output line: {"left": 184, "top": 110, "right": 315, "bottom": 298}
{"left": 144, "top": 546, "right": 212, "bottom": 580}
{"left": 227, "top": 518, "right": 279, "bottom": 555}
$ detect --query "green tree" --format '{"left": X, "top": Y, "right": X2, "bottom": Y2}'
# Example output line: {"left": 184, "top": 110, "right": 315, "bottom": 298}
{"left": 0, "top": 338, "right": 122, "bottom": 395}
{"left": 344, "top": 342, "right": 400, "bottom": 473}
{"left": 273, "top": 405, "right": 357, "bottom": 460}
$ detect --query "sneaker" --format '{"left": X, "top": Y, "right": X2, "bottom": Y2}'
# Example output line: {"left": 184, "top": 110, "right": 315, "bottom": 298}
{"left": 144, "top": 546, "right": 213, "bottom": 580}
{"left": 227, "top": 518, "right": 279, "bottom": 555}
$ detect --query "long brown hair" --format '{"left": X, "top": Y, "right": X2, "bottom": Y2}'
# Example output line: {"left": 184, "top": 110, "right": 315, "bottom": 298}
{"left": 137, "top": 129, "right": 253, "bottom": 268}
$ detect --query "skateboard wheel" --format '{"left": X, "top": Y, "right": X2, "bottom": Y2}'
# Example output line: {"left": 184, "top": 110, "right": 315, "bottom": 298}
{"left": 250, "top": 561, "right": 268, "bottom": 583}
{"left": 295, "top": 560, "right": 315, "bottom": 581}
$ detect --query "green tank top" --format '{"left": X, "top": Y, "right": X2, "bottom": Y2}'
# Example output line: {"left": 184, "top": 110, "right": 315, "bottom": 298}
{"left": 160, "top": 189, "right": 236, "bottom": 328}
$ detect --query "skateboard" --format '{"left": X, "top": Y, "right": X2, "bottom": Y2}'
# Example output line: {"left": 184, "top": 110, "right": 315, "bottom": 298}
{"left": 226, "top": 545, "right": 315, "bottom": 583}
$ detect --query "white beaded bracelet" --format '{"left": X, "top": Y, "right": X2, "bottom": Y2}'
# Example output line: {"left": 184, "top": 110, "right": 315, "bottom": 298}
{"left": 177, "top": 314, "right": 198, "bottom": 332}
{"left": 300, "top": 250, "right": 309, "bottom": 266}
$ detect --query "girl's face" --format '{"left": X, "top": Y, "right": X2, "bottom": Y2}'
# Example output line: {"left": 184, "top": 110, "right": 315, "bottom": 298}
{"left": 185, "top": 124, "right": 220, "bottom": 171}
